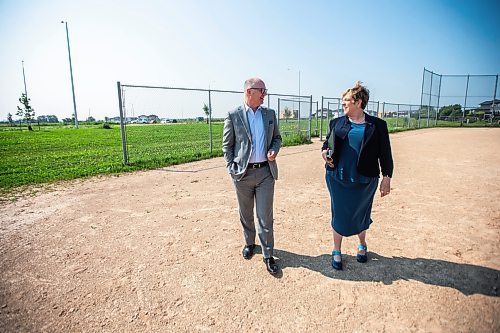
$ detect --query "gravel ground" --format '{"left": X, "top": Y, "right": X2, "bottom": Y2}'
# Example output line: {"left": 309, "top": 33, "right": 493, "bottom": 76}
{"left": 0, "top": 127, "right": 499, "bottom": 332}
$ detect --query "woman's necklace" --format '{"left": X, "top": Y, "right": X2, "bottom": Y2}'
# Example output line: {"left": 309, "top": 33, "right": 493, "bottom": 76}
{"left": 348, "top": 115, "right": 365, "bottom": 124}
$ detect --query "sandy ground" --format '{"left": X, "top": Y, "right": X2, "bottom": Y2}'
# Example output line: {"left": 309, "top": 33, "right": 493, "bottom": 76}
{"left": 0, "top": 127, "right": 499, "bottom": 333}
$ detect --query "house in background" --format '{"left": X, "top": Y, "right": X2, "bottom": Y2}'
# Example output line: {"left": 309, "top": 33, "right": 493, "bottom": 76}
{"left": 474, "top": 99, "right": 500, "bottom": 115}
{"left": 311, "top": 108, "right": 343, "bottom": 119}
{"left": 37, "top": 115, "right": 59, "bottom": 123}
{"left": 147, "top": 115, "right": 160, "bottom": 123}
{"left": 135, "top": 115, "right": 149, "bottom": 123}
{"left": 161, "top": 118, "right": 177, "bottom": 123}
{"left": 108, "top": 116, "right": 121, "bottom": 123}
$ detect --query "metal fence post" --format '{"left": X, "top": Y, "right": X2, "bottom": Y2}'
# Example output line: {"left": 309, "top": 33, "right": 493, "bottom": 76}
{"left": 320, "top": 96, "right": 324, "bottom": 140}
{"left": 408, "top": 105, "right": 412, "bottom": 129}
{"left": 327, "top": 102, "right": 332, "bottom": 125}
{"left": 326, "top": 101, "right": 329, "bottom": 125}
{"left": 308, "top": 95, "right": 312, "bottom": 141}
{"left": 208, "top": 89, "right": 213, "bottom": 153}
{"left": 435, "top": 74, "right": 442, "bottom": 126}
{"left": 315, "top": 101, "right": 319, "bottom": 137}
{"left": 297, "top": 96, "right": 300, "bottom": 134}
{"left": 419, "top": 68, "right": 426, "bottom": 129}
{"left": 117, "top": 81, "right": 128, "bottom": 166}
{"left": 396, "top": 104, "right": 399, "bottom": 127}
{"left": 462, "top": 75, "right": 470, "bottom": 126}
{"left": 277, "top": 98, "right": 280, "bottom": 128}
{"left": 492, "top": 75, "right": 498, "bottom": 123}
{"left": 424, "top": 70, "right": 433, "bottom": 128}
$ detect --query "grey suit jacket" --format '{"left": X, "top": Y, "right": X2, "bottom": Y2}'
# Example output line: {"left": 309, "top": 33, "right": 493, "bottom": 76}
{"left": 222, "top": 105, "right": 282, "bottom": 181}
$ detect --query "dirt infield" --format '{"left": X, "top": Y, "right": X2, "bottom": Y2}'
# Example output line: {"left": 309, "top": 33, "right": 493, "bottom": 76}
{"left": 0, "top": 128, "right": 499, "bottom": 332}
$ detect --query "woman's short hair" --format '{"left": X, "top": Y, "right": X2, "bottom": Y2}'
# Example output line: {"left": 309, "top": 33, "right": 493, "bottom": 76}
{"left": 342, "top": 81, "right": 370, "bottom": 110}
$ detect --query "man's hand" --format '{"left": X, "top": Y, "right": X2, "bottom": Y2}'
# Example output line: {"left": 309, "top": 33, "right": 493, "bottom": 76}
{"left": 321, "top": 150, "right": 334, "bottom": 168}
{"left": 380, "top": 176, "right": 391, "bottom": 197}
{"left": 267, "top": 150, "right": 278, "bottom": 161}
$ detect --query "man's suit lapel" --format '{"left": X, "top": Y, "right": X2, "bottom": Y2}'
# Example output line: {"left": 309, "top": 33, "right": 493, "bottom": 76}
{"left": 262, "top": 107, "right": 269, "bottom": 146}
{"left": 237, "top": 106, "right": 251, "bottom": 139}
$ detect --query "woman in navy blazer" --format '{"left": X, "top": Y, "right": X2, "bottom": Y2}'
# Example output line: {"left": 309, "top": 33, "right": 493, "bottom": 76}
{"left": 321, "top": 82, "right": 393, "bottom": 270}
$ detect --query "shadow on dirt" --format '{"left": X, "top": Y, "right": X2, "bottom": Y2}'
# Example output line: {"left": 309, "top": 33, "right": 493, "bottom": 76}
{"left": 273, "top": 249, "right": 499, "bottom": 297}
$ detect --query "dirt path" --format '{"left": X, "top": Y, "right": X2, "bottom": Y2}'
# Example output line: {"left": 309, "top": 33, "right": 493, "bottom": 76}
{"left": 1, "top": 127, "right": 499, "bottom": 332}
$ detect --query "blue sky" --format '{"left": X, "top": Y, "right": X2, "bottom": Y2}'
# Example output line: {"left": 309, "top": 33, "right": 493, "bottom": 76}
{"left": 1, "top": 0, "right": 499, "bottom": 121}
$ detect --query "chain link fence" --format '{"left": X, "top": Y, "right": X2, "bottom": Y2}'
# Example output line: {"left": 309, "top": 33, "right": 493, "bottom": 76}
{"left": 116, "top": 70, "right": 499, "bottom": 165}
{"left": 116, "top": 82, "right": 314, "bottom": 165}
{"left": 381, "top": 102, "right": 423, "bottom": 129}
{"left": 275, "top": 96, "right": 314, "bottom": 138}
{"left": 421, "top": 68, "right": 499, "bottom": 126}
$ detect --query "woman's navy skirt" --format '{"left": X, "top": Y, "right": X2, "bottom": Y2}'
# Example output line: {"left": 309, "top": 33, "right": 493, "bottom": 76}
{"left": 325, "top": 169, "right": 378, "bottom": 237}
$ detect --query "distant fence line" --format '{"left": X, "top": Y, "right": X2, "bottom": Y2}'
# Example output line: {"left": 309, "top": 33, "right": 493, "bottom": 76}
{"left": 116, "top": 75, "right": 499, "bottom": 165}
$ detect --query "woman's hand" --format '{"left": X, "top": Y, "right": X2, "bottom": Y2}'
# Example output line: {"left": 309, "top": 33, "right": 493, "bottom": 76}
{"left": 380, "top": 176, "right": 391, "bottom": 197}
{"left": 321, "top": 149, "right": 334, "bottom": 168}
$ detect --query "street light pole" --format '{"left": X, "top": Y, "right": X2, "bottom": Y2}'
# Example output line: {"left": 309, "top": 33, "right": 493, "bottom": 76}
{"left": 21, "top": 60, "right": 28, "bottom": 98}
{"left": 61, "top": 20, "right": 78, "bottom": 128}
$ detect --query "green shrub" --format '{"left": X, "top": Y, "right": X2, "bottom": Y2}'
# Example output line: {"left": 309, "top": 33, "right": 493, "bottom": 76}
{"left": 102, "top": 123, "right": 112, "bottom": 129}
{"left": 282, "top": 131, "right": 311, "bottom": 146}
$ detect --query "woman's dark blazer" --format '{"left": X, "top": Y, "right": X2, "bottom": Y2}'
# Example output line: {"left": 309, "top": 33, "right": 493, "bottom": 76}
{"left": 322, "top": 113, "right": 394, "bottom": 178}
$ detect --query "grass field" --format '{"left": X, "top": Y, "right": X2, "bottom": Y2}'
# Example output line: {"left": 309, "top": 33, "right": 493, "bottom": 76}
{"left": 0, "top": 122, "right": 309, "bottom": 192}
{"left": 1, "top": 117, "right": 497, "bottom": 192}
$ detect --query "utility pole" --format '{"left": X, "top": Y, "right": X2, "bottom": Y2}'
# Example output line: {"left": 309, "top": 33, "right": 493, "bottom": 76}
{"left": 61, "top": 20, "right": 78, "bottom": 128}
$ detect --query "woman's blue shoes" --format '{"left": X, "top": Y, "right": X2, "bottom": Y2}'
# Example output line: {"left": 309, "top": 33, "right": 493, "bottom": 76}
{"left": 331, "top": 251, "right": 343, "bottom": 270}
{"left": 332, "top": 245, "right": 367, "bottom": 270}
{"left": 356, "top": 244, "right": 368, "bottom": 263}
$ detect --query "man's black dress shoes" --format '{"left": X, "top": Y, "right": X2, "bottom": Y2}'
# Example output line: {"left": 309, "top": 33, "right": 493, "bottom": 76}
{"left": 263, "top": 257, "right": 279, "bottom": 275}
{"left": 242, "top": 244, "right": 256, "bottom": 260}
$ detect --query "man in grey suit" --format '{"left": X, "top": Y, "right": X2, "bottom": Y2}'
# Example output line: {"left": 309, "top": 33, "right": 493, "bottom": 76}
{"left": 222, "top": 77, "right": 282, "bottom": 275}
